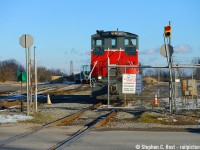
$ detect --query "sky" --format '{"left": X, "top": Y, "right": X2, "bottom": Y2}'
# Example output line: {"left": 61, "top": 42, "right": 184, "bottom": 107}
{"left": 0, "top": 0, "right": 200, "bottom": 74}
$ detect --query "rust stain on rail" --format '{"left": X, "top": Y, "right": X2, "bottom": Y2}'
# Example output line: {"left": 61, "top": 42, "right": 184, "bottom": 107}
{"left": 50, "top": 102, "right": 102, "bottom": 126}
{"left": 94, "top": 110, "right": 117, "bottom": 127}
{"left": 0, "top": 100, "right": 21, "bottom": 109}
{"left": 94, "top": 102, "right": 125, "bottom": 127}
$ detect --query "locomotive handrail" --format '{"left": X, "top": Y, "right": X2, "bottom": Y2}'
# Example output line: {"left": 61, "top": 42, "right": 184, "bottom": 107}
{"left": 89, "top": 61, "right": 98, "bottom": 87}
{"left": 117, "top": 48, "right": 122, "bottom": 62}
{"left": 108, "top": 64, "right": 200, "bottom": 68}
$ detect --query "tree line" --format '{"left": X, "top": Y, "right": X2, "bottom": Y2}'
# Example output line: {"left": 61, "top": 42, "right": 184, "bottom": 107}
{"left": 0, "top": 59, "right": 62, "bottom": 82}
{"left": 142, "top": 57, "right": 200, "bottom": 81}
{"left": 1, "top": 58, "right": 199, "bottom": 83}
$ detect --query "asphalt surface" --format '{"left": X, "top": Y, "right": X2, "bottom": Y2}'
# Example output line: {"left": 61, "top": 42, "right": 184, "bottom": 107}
{"left": 0, "top": 125, "right": 199, "bottom": 150}
{"left": 0, "top": 124, "right": 84, "bottom": 150}
{"left": 0, "top": 84, "right": 20, "bottom": 93}
{"left": 1, "top": 83, "right": 200, "bottom": 150}
{"left": 65, "top": 130, "right": 200, "bottom": 150}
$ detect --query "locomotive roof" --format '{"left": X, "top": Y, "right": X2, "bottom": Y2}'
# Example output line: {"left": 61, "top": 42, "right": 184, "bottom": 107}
{"left": 92, "top": 30, "right": 138, "bottom": 38}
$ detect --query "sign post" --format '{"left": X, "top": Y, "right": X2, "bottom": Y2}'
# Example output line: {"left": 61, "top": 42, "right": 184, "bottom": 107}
{"left": 17, "top": 72, "right": 26, "bottom": 112}
{"left": 19, "top": 34, "right": 33, "bottom": 115}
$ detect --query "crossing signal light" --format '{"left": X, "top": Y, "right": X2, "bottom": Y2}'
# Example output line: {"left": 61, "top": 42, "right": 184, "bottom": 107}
{"left": 164, "top": 26, "right": 171, "bottom": 38}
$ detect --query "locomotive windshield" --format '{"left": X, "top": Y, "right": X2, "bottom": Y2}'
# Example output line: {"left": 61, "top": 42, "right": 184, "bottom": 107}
{"left": 92, "top": 30, "right": 138, "bottom": 56}
{"left": 93, "top": 38, "right": 104, "bottom": 55}
{"left": 124, "top": 38, "right": 136, "bottom": 46}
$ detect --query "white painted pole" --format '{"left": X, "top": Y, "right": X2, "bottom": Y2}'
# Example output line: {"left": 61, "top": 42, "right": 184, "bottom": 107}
{"left": 28, "top": 47, "right": 32, "bottom": 113}
{"left": 34, "top": 46, "right": 38, "bottom": 112}
{"left": 26, "top": 47, "right": 29, "bottom": 115}
{"left": 107, "top": 58, "right": 110, "bottom": 107}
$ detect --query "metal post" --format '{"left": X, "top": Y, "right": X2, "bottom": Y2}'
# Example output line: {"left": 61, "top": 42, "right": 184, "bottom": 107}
{"left": 26, "top": 48, "right": 29, "bottom": 115}
{"left": 20, "top": 34, "right": 33, "bottom": 115}
{"left": 169, "top": 21, "right": 173, "bottom": 114}
{"left": 174, "top": 67, "right": 178, "bottom": 113}
{"left": 165, "top": 21, "right": 174, "bottom": 114}
{"left": 28, "top": 48, "right": 32, "bottom": 113}
{"left": 157, "top": 68, "right": 160, "bottom": 96}
{"left": 20, "top": 80, "right": 23, "bottom": 112}
{"left": 107, "top": 58, "right": 110, "bottom": 107}
{"left": 34, "top": 46, "right": 38, "bottom": 112}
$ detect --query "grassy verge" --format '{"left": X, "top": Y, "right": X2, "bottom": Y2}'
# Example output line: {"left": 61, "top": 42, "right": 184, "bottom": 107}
{"left": 20, "top": 112, "right": 57, "bottom": 124}
{"left": 137, "top": 112, "right": 198, "bottom": 125}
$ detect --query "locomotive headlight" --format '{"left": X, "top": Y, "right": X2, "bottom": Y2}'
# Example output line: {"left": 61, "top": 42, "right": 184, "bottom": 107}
{"left": 97, "top": 75, "right": 102, "bottom": 80}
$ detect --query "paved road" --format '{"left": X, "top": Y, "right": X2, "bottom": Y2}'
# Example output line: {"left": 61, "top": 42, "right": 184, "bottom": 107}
{"left": 0, "top": 125, "right": 200, "bottom": 150}
{"left": 65, "top": 130, "right": 200, "bottom": 150}
{"left": 0, "top": 124, "right": 84, "bottom": 150}
{"left": 0, "top": 84, "right": 20, "bottom": 93}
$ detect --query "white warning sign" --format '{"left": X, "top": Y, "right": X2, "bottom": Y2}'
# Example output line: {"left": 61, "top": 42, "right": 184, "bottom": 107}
{"left": 122, "top": 74, "right": 142, "bottom": 94}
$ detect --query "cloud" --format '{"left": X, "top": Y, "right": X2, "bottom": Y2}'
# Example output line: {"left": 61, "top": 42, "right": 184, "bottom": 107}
{"left": 174, "top": 45, "right": 192, "bottom": 53}
{"left": 140, "top": 48, "right": 159, "bottom": 55}
{"left": 141, "top": 45, "right": 193, "bottom": 55}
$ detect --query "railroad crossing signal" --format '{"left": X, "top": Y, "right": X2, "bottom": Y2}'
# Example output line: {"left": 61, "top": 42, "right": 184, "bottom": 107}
{"left": 164, "top": 25, "right": 171, "bottom": 38}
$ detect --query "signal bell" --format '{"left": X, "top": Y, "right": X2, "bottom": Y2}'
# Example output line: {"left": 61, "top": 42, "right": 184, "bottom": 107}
{"left": 164, "top": 26, "right": 171, "bottom": 38}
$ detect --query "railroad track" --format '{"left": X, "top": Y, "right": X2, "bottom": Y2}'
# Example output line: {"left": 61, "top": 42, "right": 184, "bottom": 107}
{"left": 0, "top": 101, "right": 123, "bottom": 150}
{"left": 49, "top": 102, "right": 124, "bottom": 150}
{"left": 0, "top": 84, "right": 82, "bottom": 110}
{"left": 0, "top": 102, "right": 102, "bottom": 147}
{"left": 49, "top": 109, "right": 117, "bottom": 150}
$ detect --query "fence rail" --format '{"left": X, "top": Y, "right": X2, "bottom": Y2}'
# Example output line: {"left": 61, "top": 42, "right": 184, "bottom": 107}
{"left": 107, "top": 62, "right": 200, "bottom": 113}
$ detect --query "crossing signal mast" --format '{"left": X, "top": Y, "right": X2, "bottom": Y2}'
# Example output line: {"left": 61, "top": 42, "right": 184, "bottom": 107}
{"left": 163, "top": 21, "right": 173, "bottom": 114}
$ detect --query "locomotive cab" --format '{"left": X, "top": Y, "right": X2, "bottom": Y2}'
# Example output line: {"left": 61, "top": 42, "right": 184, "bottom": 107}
{"left": 90, "top": 30, "right": 139, "bottom": 101}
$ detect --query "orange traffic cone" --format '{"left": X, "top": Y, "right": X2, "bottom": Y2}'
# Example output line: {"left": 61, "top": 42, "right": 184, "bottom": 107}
{"left": 47, "top": 94, "right": 52, "bottom": 105}
{"left": 153, "top": 93, "right": 158, "bottom": 105}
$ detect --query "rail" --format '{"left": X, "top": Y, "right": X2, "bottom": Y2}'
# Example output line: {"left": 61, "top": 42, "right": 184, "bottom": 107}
{"left": 49, "top": 102, "right": 125, "bottom": 150}
{"left": 0, "top": 102, "right": 102, "bottom": 146}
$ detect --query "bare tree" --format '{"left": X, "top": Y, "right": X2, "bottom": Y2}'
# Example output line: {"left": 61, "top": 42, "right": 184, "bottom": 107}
{"left": 0, "top": 59, "right": 25, "bottom": 82}
{"left": 37, "top": 66, "right": 62, "bottom": 82}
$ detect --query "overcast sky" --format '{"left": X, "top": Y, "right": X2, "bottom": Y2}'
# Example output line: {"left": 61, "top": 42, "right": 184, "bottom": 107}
{"left": 0, "top": 0, "right": 200, "bottom": 74}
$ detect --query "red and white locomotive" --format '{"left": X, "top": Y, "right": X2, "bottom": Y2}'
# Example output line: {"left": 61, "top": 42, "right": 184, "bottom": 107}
{"left": 90, "top": 30, "right": 139, "bottom": 101}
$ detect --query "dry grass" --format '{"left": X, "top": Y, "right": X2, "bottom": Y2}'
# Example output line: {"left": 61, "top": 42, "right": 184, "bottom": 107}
{"left": 46, "top": 86, "right": 91, "bottom": 96}
{"left": 19, "top": 111, "right": 56, "bottom": 124}
{"left": 143, "top": 77, "right": 158, "bottom": 84}
{"left": 137, "top": 112, "right": 198, "bottom": 125}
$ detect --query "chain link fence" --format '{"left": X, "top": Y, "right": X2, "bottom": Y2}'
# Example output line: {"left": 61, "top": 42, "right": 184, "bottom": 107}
{"left": 107, "top": 62, "right": 200, "bottom": 112}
